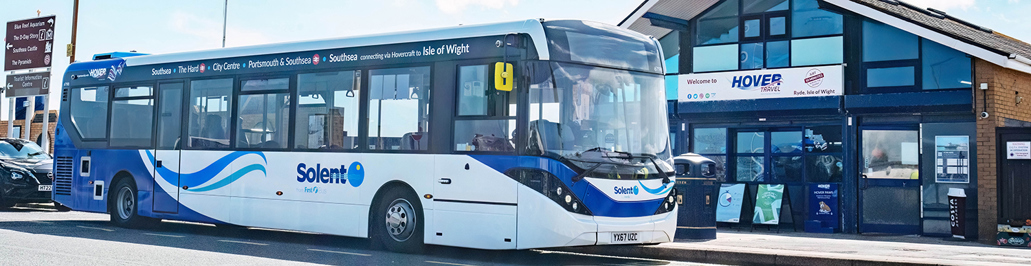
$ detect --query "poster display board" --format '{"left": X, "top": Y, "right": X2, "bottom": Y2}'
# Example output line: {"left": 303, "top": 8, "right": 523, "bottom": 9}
{"left": 808, "top": 183, "right": 839, "bottom": 230}
{"left": 715, "top": 183, "right": 745, "bottom": 223}
{"left": 935, "top": 136, "right": 970, "bottom": 183}
{"left": 753, "top": 184, "right": 784, "bottom": 225}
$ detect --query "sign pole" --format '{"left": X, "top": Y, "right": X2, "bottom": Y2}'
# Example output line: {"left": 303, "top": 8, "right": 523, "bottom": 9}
{"left": 41, "top": 94, "right": 48, "bottom": 150}
{"left": 25, "top": 96, "right": 33, "bottom": 141}
{"left": 6, "top": 98, "right": 12, "bottom": 138}
{"left": 69, "top": 0, "right": 78, "bottom": 63}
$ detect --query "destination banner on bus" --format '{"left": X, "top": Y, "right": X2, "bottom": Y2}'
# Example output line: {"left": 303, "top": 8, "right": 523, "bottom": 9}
{"left": 65, "top": 35, "right": 519, "bottom": 86}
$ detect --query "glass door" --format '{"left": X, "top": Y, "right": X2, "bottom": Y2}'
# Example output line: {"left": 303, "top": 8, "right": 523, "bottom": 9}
{"left": 859, "top": 128, "right": 921, "bottom": 234}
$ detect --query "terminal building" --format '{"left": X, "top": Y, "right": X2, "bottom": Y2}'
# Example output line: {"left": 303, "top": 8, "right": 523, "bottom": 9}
{"left": 621, "top": 0, "right": 1031, "bottom": 243}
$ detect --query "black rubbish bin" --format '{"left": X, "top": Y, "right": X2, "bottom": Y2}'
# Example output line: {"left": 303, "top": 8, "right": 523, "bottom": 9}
{"left": 673, "top": 153, "right": 718, "bottom": 240}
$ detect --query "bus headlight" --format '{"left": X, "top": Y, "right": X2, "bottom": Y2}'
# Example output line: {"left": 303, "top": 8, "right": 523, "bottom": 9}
{"left": 556, "top": 187, "right": 562, "bottom": 195}
{"left": 655, "top": 187, "right": 678, "bottom": 214}
{"left": 564, "top": 195, "right": 572, "bottom": 204}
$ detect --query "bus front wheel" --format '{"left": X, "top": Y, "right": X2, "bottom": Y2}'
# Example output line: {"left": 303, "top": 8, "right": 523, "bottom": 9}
{"left": 371, "top": 187, "right": 424, "bottom": 253}
{"left": 108, "top": 177, "right": 159, "bottom": 228}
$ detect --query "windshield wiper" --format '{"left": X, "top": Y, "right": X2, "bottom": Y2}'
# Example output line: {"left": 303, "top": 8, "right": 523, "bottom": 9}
{"left": 27, "top": 151, "right": 43, "bottom": 157}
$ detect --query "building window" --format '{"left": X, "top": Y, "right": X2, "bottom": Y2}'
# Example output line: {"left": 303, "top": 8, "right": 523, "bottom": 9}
{"left": 860, "top": 19, "right": 971, "bottom": 93}
{"left": 710, "top": 125, "right": 843, "bottom": 184}
{"left": 791, "top": 36, "right": 843, "bottom": 66}
{"left": 922, "top": 39, "right": 972, "bottom": 90}
{"left": 692, "top": 127, "right": 728, "bottom": 181}
{"left": 692, "top": 0, "right": 843, "bottom": 72}
{"left": 694, "top": 44, "right": 739, "bottom": 72}
{"left": 792, "top": 0, "right": 843, "bottom": 37}
{"left": 697, "top": 0, "right": 739, "bottom": 45}
{"left": 863, "top": 20, "right": 919, "bottom": 62}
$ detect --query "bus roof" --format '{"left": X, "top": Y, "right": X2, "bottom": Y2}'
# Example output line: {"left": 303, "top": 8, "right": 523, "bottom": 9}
{"left": 122, "top": 19, "right": 550, "bottom": 67}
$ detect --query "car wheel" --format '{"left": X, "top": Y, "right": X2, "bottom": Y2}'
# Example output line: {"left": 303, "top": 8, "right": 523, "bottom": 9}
{"left": 53, "top": 201, "right": 71, "bottom": 212}
{"left": 109, "top": 178, "right": 159, "bottom": 228}
{"left": 371, "top": 187, "right": 424, "bottom": 253}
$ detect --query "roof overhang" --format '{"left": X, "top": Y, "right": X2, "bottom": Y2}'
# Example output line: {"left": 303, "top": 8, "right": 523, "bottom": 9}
{"left": 618, "top": 0, "right": 720, "bottom": 40}
{"left": 823, "top": 0, "right": 1031, "bottom": 74}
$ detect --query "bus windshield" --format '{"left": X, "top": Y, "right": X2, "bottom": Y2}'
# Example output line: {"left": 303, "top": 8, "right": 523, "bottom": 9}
{"left": 0, "top": 139, "right": 50, "bottom": 160}
{"left": 529, "top": 62, "right": 671, "bottom": 177}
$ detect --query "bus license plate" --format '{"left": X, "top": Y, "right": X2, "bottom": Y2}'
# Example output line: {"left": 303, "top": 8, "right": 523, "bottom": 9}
{"left": 38, "top": 185, "right": 52, "bottom": 192}
{"left": 611, "top": 232, "right": 639, "bottom": 243}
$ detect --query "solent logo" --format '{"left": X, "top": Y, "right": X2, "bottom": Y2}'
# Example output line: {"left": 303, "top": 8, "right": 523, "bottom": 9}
{"left": 296, "top": 162, "right": 365, "bottom": 188}
{"left": 731, "top": 73, "right": 783, "bottom": 93}
{"left": 614, "top": 186, "right": 639, "bottom": 195}
{"left": 146, "top": 151, "right": 267, "bottom": 192}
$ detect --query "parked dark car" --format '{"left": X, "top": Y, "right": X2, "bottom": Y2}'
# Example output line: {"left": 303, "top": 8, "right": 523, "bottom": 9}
{"left": 0, "top": 139, "right": 56, "bottom": 209}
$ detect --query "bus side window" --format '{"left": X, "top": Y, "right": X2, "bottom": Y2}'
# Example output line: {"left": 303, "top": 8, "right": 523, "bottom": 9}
{"left": 187, "top": 79, "right": 233, "bottom": 149}
{"left": 295, "top": 71, "right": 361, "bottom": 150}
{"left": 236, "top": 78, "right": 290, "bottom": 149}
{"left": 367, "top": 66, "right": 431, "bottom": 151}
{"left": 453, "top": 64, "right": 516, "bottom": 152}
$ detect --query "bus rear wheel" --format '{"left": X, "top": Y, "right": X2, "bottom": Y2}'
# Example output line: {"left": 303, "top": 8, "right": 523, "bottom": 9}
{"left": 372, "top": 187, "right": 424, "bottom": 253}
{"left": 109, "top": 177, "right": 159, "bottom": 228}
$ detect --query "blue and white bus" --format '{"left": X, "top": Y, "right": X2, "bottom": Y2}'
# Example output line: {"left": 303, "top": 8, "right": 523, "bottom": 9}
{"left": 53, "top": 19, "right": 676, "bottom": 251}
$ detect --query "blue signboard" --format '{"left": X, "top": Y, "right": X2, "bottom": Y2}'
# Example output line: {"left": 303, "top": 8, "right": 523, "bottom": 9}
{"left": 808, "top": 183, "right": 839, "bottom": 230}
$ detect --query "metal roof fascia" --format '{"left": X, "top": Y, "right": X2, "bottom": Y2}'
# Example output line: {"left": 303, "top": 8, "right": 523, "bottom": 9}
{"left": 822, "top": 0, "right": 1030, "bottom": 74}
{"left": 619, "top": 0, "right": 658, "bottom": 28}
{"left": 123, "top": 19, "right": 550, "bottom": 67}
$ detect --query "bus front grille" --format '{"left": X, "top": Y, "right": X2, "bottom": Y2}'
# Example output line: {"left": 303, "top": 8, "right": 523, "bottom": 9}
{"left": 54, "top": 156, "right": 74, "bottom": 195}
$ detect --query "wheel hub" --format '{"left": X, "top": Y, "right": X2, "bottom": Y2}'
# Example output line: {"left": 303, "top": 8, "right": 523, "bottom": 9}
{"left": 384, "top": 199, "right": 415, "bottom": 242}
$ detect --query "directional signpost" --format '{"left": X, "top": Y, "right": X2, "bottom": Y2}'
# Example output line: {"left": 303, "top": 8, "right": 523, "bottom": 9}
{"left": 5, "top": 16, "right": 55, "bottom": 71}
{"left": 5, "top": 15, "right": 56, "bottom": 146}
{"left": 5, "top": 72, "right": 49, "bottom": 98}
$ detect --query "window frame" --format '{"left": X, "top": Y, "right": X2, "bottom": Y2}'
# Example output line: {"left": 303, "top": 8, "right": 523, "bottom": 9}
{"left": 691, "top": 0, "right": 844, "bottom": 73}
{"left": 233, "top": 74, "right": 294, "bottom": 151}
{"left": 69, "top": 85, "right": 112, "bottom": 142}
{"left": 107, "top": 82, "right": 157, "bottom": 149}
{"left": 452, "top": 59, "right": 519, "bottom": 155}
{"left": 183, "top": 76, "right": 237, "bottom": 151}
{"left": 293, "top": 68, "right": 364, "bottom": 152}
{"left": 364, "top": 64, "right": 435, "bottom": 154}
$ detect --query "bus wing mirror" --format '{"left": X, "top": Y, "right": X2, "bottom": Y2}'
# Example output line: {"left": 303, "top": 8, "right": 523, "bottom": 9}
{"left": 494, "top": 62, "right": 513, "bottom": 92}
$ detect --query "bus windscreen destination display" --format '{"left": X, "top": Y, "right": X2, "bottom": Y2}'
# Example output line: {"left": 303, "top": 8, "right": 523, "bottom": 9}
{"left": 66, "top": 36, "right": 500, "bottom": 86}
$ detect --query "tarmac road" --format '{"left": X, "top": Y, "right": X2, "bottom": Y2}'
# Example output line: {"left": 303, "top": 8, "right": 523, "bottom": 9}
{"left": 0, "top": 203, "right": 715, "bottom": 266}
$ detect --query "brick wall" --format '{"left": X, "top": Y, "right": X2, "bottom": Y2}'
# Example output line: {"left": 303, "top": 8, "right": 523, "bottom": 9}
{"left": 0, "top": 110, "right": 58, "bottom": 153}
{"left": 974, "top": 58, "right": 1031, "bottom": 243}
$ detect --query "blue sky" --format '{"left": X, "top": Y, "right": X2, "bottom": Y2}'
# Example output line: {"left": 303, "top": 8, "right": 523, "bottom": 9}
{"left": 1, "top": 0, "right": 1029, "bottom": 121}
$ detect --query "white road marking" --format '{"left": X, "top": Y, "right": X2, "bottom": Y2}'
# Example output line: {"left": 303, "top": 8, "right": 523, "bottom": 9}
{"left": 76, "top": 225, "right": 114, "bottom": 232}
{"left": 425, "top": 261, "right": 476, "bottom": 266}
{"left": 29, "top": 221, "right": 53, "bottom": 224}
{"left": 218, "top": 239, "right": 268, "bottom": 246}
{"left": 307, "top": 248, "right": 371, "bottom": 256}
{"left": 143, "top": 233, "right": 184, "bottom": 238}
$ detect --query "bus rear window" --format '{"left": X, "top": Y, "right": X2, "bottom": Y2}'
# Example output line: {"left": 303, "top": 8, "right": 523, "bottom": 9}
{"left": 70, "top": 86, "right": 110, "bottom": 139}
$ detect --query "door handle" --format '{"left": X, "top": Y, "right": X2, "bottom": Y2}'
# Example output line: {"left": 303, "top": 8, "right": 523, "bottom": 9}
{"left": 439, "top": 178, "right": 452, "bottom": 185}
{"left": 156, "top": 160, "right": 163, "bottom": 168}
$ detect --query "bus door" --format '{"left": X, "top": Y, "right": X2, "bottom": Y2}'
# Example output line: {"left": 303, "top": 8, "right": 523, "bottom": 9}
{"left": 152, "top": 82, "right": 185, "bottom": 214}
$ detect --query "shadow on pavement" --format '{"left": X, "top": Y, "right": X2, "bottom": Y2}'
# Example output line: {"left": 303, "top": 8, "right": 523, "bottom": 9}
{"left": 0, "top": 214, "right": 678, "bottom": 266}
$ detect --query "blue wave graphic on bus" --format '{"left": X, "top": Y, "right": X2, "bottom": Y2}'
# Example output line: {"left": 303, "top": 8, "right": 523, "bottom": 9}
{"left": 146, "top": 151, "right": 267, "bottom": 192}
{"left": 637, "top": 180, "right": 673, "bottom": 195}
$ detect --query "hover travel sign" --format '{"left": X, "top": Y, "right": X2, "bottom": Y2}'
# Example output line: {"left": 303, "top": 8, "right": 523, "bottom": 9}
{"left": 5, "top": 16, "right": 56, "bottom": 71}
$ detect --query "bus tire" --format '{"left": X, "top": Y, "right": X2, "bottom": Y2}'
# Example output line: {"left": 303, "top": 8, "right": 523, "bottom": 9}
{"left": 371, "top": 186, "right": 424, "bottom": 253}
{"left": 108, "top": 177, "right": 159, "bottom": 228}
